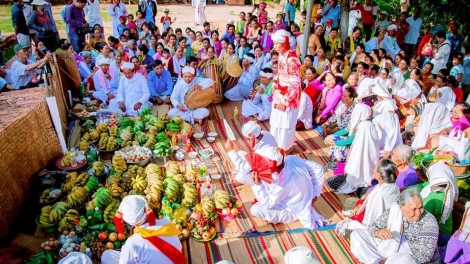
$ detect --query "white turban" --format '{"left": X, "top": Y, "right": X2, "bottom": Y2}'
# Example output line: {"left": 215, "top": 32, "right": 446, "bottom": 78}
{"left": 259, "top": 71, "right": 273, "bottom": 78}
{"left": 121, "top": 62, "right": 134, "bottom": 70}
{"left": 242, "top": 121, "right": 262, "bottom": 138}
{"left": 97, "top": 58, "right": 111, "bottom": 66}
{"left": 387, "top": 24, "right": 398, "bottom": 31}
{"left": 58, "top": 252, "right": 92, "bottom": 264}
{"left": 262, "top": 146, "right": 284, "bottom": 167}
{"left": 284, "top": 246, "right": 320, "bottom": 264}
{"left": 182, "top": 66, "right": 195, "bottom": 75}
{"left": 272, "top": 30, "right": 290, "bottom": 43}
{"left": 119, "top": 195, "right": 148, "bottom": 226}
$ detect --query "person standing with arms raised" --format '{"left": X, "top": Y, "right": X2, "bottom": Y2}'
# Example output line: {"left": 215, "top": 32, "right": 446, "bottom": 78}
{"left": 269, "top": 30, "right": 302, "bottom": 154}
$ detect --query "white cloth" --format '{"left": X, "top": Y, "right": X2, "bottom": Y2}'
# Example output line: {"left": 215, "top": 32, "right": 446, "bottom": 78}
{"left": 172, "top": 55, "right": 186, "bottom": 78}
{"left": 250, "top": 155, "right": 326, "bottom": 230}
{"left": 348, "top": 103, "right": 371, "bottom": 136}
{"left": 297, "top": 91, "right": 313, "bottom": 129}
{"left": 373, "top": 99, "right": 397, "bottom": 116}
{"left": 284, "top": 246, "right": 321, "bottom": 264}
{"left": 270, "top": 108, "right": 299, "bottom": 151}
{"left": 436, "top": 86, "right": 457, "bottom": 111}
{"left": 373, "top": 111, "right": 402, "bottom": 152}
{"left": 59, "top": 252, "right": 92, "bottom": 264}
{"left": 431, "top": 40, "right": 451, "bottom": 75}
{"left": 272, "top": 30, "right": 289, "bottom": 43}
{"left": 395, "top": 79, "right": 422, "bottom": 103}
{"left": 283, "top": 155, "right": 324, "bottom": 198}
{"left": 224, "top": 65, "right": 260, "bottom": 101}
{"left": 348, "top": 10, "right": 361, "bottom": 35}
{"left": 108, "top": 3, "right": 127, "bottom": 38}
{"left": 356, "top": 77, "right": 375, "bottom": 98}
{"left": 390, "top": 71, "right": 405, "bottom": 95}
{"left": 101, "top": 219, "right": 182, "bottom": 264}
{"left": 85, "top": 0, "right": 103, "bottom": 27}
{"left": 168, "top": 77, "right": 213, "bottom": 123}
{"left": 378, "top": 202, "right": 404, "bottom": 257}
{"left": 109, "top": 73, "right": 151, "bottom": 115}
{"left": 119, "top": 195, "right": 147, "bottom": 226}
{"left": 361, "top": 183, "right": 400, "bottom": 226}
{"left": 241, "top": 121, "right": 262, "bottom": 138}
{"left": 421, "top": 162, "right": 458, "bottom": 224}
{"left": 241, "top": 82, "right": 272, "bottom": 121}
{"left": 192, "top": 0, "right": 206, "bottom": 25}
{"left": 338, "top": 121, "right": 380, "bottom": 193}
{"left": 411, "top": 102, "right": 453, "bottom": 150}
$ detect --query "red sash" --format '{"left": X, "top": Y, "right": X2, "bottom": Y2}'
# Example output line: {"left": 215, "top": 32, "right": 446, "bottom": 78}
{"left": 144, "top": 235, "right": 187, "bottom": 264}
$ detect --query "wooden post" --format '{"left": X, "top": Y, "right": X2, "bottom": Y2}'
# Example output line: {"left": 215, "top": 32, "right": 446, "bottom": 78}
{"left": 301, "top": 0, "right": 313, "bottom": 61}
{"left": 339, "top": 0, "right": 350, "bottom": 40}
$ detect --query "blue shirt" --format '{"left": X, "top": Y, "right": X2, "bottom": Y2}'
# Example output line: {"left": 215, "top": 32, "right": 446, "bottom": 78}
{"left": 462, "top": 56, "right": 470, "bottom": 85}
{"left": 284, "top": 3, "right": 295, "bottom": 23}
{"left": 117, "top": 24, "right": 128, "bottom": 36}
{"left": 364, "top": 37, "right": 378, "bottom": 53}
{"left": 322, "top": 5, "right": 341, "bottom": 28}
{"left": 144, "top": 1, "right": 154, "bottom": 23}
{"left": 450, "top": 64, "right": 463, "bottom": 87}
{"left": 11, "top": 3, "right": 29, "bottom": 35}
{"left": 222, "top": 33, "right": 236, "bottom": 44}
{"left": 148, "top": 69, "right": 173, "bottom": 96}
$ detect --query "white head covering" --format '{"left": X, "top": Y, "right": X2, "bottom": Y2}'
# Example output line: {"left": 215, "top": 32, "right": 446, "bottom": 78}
{"left": 348, "top": 103, "right": 371, "bottom": 136}
{"left": 119, "top": 195, "right": 148, "bottom": 226}
{"left": 371, "top": 79, "right": 392, "bottom": 99}
{"left": 390, "top": 71, "right": 405, "bottom": 95}
{"left": 437, "top": 86, "right": 457, "bottom": 112}
{"left": 272, "top": 30, "right": 290, "bottom": 43}
{"left": 120, "top": 62, "right": 134, "bottom": 70}
{"left": 97, "top": 58, "right": 111, "bottom": 66}
{"left": 373, "top": 111, "right": 402, "bottom": 152}
{"left": 421, "top": 162, "right": 458, "bottom": 224}
{"left": 387, "top": 24, "right": 398, "bottom": 31}
{"left": 384, "top": 253, "right": 418, "bottom": 264}
{"left": 411, "top": 103, "right": 453, "bottom": 150}
{"left": 216, "top": 261, "right": 235, "bottom": 264}
{"left": 182, "top": 66, "right": 195, "bottom": 75}
{"left": 395, "top": 79, "right": 422, "bottom": 102}
{"left": 457, "top": 201, "right": 470, "bottom": 243}
{"left": 259, "top": 71, "right": 273, "bottom": 78}
{"left": 284, "top": 246, "right": 320, "bottom": 264}
{"left": 242, "top": 121, "right": 262, "bottom": 138}
{"left": 58, "top": 252, "right": 92, "bottom": 264}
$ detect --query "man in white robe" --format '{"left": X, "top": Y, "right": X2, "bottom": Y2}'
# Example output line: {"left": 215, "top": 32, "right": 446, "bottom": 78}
{"left": 225, "top": 53, "right": 260, "bottom": 101}
{"left": 93, "top": 58, "right": 119, "bottom": 105}
{"left": 192, "top": 0, "right": 206, "bottom": 26}
{"left": 241, "top": 68, "right": 273, "bottom": 121}
{"left": 168, "top": 66, "right": 212, "bottom": 124}
{"left": 108, "top": 0, "right": 127, "bottom": 38}
{"left": 101, "top": 195, "right": 186, "bottom": 264}
{"left": 58, "top": 252, "right": 92, "bottom": 264}
{"left": 284, "top": 246, "right": 321, "bottom": 264}
{"left": 109, "top": 62, "right": 151, "bottom": 115}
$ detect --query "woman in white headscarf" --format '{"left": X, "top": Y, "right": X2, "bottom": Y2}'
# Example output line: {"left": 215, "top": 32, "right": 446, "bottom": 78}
{"left": 389, "top": 70, "right": 404, "bottom": 95}
{"left": 411, "top": 102, "right": 452, "bottom": 152}
{"left": 372, "top": 111, "right": 402, "bottom": 158}
{"left": 369, "top": 77, "right": 398, "bottom": 116}
{"left": 436, "top": 86, "right": 457, "bottom": 112}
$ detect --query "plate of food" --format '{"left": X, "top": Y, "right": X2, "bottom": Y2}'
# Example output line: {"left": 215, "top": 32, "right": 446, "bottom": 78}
{"left": 116, "top": 146, "right": 152, "bottom": 166}
{"left": 55, "top": 156, "right": 87, "bottom": 171}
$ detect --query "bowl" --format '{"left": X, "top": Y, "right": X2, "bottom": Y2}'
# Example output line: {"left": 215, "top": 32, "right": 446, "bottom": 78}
{"left": 171, "top": 146, "right": 180, "bottom": 151}
{"left": 198, "top": 148, "right": 214, "bottom": 159}
{"left": 207, "top": 137, "right": 215, "bottom": 143}
{"left": 175, "top": 150, "right": 186, "bottom": 161}
{"left": 49, "top": 189, "right": 62, "bottom": 198}
{"left": 193, "top": 132, "right": 204, "bottom": 140}
{"left": 87, "top": 165, "right": 110, "bottom": 183}
{"left": 207, "top": 132, "right": 218, "bottom": 137}
{"left": 188, "top": 151, "right": 198, "bottom": 159}
{"left": 210, "top": 174, "right": 221, "bottom": 181}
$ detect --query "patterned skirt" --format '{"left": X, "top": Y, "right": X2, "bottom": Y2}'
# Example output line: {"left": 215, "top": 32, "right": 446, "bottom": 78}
{"left": 325, "top": 135, "right": 350, "bottom": 163}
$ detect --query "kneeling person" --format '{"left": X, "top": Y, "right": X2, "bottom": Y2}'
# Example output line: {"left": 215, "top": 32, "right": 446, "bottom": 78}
{"left": 241, "top": 68, "right": 273, "bottom": 121}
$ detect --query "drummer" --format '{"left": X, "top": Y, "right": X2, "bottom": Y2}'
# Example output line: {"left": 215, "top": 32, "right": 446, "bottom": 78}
{"left": 169, "top": 66, "right": 214, "bottom": 124}
{"left": 220, "top": 44, "right": 239, "bottom": 79}
{"left": 241, "top": 68, "right": 274, "bottom": 121}
{"left": 225, "top": 53, "right": 260, "bottom": 101}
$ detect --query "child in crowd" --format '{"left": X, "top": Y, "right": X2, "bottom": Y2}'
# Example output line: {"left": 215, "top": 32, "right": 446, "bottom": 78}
{"left": 236, "top": 12, "right": 247, "bottom": 34}
{"left": 117, "top": 16, "right": 128, "bottom": 36}
{"left": 324, "top": 19, "right": 333, "bottom": 37}
{"left": 258, "top": 2, "right": 268, "bottom": 25}
{"left": 135, "top": 11, "right": 145, "bottom": 33}
{"left": 160, "top": 8, "right": 176, "bottom": 33}
{"left": 127, "top": 14, "right": 137, "bottom": 39}
{"left": 244, "top": 13, "right": 252, "bottom": 36}
{"left": 299, "top": 10, "right": 307, "bottom": 33}
{"left": 446, "top": 75, "right": 463, "bottom": 103}
{"left": 450, "top": 53, "right": 464, "bottom": 87}
{"left": 117, "top": 45, "right": 130, "bottom": 62}
{"left": 139, "top": 22, "right": 152, "bottom": 43}
{"left": 274, "top": 12, "right": 286, "bottom": 32}
{"left": 119, "top": 34, "right": 129, "bottom": 48}
{"left": 125, "top": 40, "right": 138, "bottom": 57}
{"left": 161, "top": 48, "right": 171, "bottom": 70}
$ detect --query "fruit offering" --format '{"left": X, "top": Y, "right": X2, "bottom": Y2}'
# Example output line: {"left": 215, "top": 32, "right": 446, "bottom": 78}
{"left": 83, "top": 176, "right": 99, "bottom": 195}
{"left": 103, "top": 199, "right": 120, "bottom": 223}
{"left": 190, "top": 209, "right": 217, "bottom": 241}
{"left": 79, "top": 140, "right": 89, "bottom": 152}
{"left": 91, "top": 161, "right": 105, "bottom": 175}
{"left": 112, "top": 154, "right": 127, "bottom": 174}
{"left": 181, "top": 183, "right": 198, "bottom": 209}
{"left": 94, "top": 187, "right": 113, "bottom": 208}
{"left": 171, "top": 206, "right": 192, "bottom": 240}
{"left": 58, "top": 209, "right": 80, "bottom": 231}
{"left": 201, "top": 196, "right": 218, "bottom": 221}
{"left": 66, "top": 186, "right": 88, "bottom": 208}
{"left": 40, "top": 237, "right": 59, "bottom": 251}
{"left": 163, "top": 178, "right": 180, "bottom": 203}
{"left": 145, "top": 170, "right": 164, "bottom": 210}
{"left": 116, "top": 146, "right": 152, "bottom": 163}
{"left": 60, "top": 151, "right": 74, "bottom": 166}
{"left": 90, "top": 241, "right": 107, "bottom": 261}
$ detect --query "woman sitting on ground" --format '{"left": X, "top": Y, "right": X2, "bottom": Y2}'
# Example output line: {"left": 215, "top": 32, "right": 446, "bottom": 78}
{"left": 311, "top": 71, "right": 343, "bottom": 126}
{"left": 301, "top": 55, "right": 314, "bottom": 80}
{"left": 321, "top": 87, "right": 357, "bottom": 137}
{"left": 313, "top": 47, "right": 330, "bottom": 75}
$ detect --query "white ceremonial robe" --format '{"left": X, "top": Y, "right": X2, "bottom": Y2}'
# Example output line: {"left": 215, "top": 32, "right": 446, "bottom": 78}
{"left": 192, "top": 0, "right": 206, "bottom": 25}
{"left": 92, "top": 68, "right": 120, "bottom": 103}
{"left": 373, "top": 112, "right": 402, "bottom": 153}
{"left": 101, "top": 219, "right": 182, "bottom": 264}
{"left": 297, "top": 91, "right": 313, "bottom": 129}
{"left": 109, "top": 73, "right": 151, "bottom": 115}
{"left": 168, "top": 77, "right": 213, "bottom": 123}
{"left": 85, "top": 0, "right": 103, "bottom": 27}
{"left": 241, "top": 84, "right": 272, "bottom": 121}
{"left": 270, "top": 108, "right": 299, "bottom": 151}
{"left": 108, "top": 3, "right": 127, "bottom": 38}
{"left": 225, "top": 65, "right": 259, "bottom": 101}
{"left": 250, "top": 155, "right": 326, "bottom": 230}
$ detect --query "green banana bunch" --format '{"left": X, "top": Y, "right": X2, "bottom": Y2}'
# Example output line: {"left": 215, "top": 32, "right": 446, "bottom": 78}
{"left": 94, "top": 187, "right": 113, "bottom": 208}
{"left": 163, "top": 178, "right": 180, "bottom": 203}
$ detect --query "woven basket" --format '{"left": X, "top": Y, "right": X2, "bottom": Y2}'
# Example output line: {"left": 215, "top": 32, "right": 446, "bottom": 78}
{"left": 422, "top": 160, "right": 470, "bottom": 179}
{"left": 55, "top": 51, "right": 81, "bottom": 92}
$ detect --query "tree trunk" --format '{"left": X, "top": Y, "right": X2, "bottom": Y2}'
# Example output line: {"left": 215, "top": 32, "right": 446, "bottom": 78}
{"left": 340, "top": 0, "right": 350, "bottom": 40}
{"left": 400, "top": 0, "right": 413, "bottom": 13}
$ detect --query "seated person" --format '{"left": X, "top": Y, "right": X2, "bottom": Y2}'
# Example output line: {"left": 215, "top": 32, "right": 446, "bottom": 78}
{"left": 336, "top": 159, "right": 399, "bottom": 237}
{"left": 241, "top": 68, "right": 273, "bottom": 121}
{"left": 351, "top": 188, "right": 440, "bottom": 264}
{"left": 11, "top": 44, "right": 52, "bottom": 89}
{"left": 130, "top": 56, "right": 148, "bottom": 80}
{"left": 390, "top": 145, "right": 418, "bottom": 189}
{"left": 168, "top": 66, "right": 212, "bottom": 124}
{"left": 451, "top": 102, "right": 470, "bottom": 134}
{"left": 198, "top": 46, "right": 220, "bottom": 72}
{"left": 93, "top": 58, "right": 119, "bottom": 106}
{"left": 148, "top": 60, "right": 173, "bottom": 105}
{"left": 311, "top": 71, "right": 343, "bottom": 125}
{"left": 296, "top": 81, "right": 314, "bottom": 130}
{"left": 109, "top": 62, "right": 151, "bottom": 115}
{"left": 443, "top": 201, "right": 470, "bottom": 264}
{"left": 321, "top": 87, "right": 357, "bottom": 137}
{"left": 224, "top": 53, "right": 259, "bottom": 101}
{"left": 284, "top": 246, "right": 321, "bottom": 264}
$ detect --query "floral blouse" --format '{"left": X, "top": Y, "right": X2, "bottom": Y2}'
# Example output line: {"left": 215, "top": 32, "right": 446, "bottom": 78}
{"left": 324, "top": 102, "right": 356, "bottom": 129}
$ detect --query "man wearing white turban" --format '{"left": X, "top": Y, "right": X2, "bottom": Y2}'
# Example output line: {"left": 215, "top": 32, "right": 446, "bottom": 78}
{"left": 225, "top": 53, "right": 260, "bottom": 101}
{"left": 168, "top": 66, "right": 213, "bottom": 124}
{"left": 101, "top": 195, "right": 186, "bottom": 264}
{"left": 269, "top": 30, "right": 302, "bottom": 153}
{"left": 58, "top": 252, "right": 92, "bottom": 264}
{"left": 284, "top": 246, "right": 321, "bottom": 264}
{"left": 241, "top": 68, "right": 274, "bottom": 121}
{"left": 382, "top": 24, "right": 401, "bottom": 59}
{"left": 109, "top": 62, "right": 151, "bottom": 115}
{"left": 93, "top": 58, "right": 119, "bottom": 105}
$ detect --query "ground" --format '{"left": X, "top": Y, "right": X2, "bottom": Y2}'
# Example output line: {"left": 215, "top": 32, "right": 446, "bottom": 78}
{"left": 0, "top": 4, "right": 293, "bottom": 37}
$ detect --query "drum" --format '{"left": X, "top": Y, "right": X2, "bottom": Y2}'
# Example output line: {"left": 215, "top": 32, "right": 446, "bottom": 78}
{"left": 221, "top": 63, "right": 242, "bottom": 91}
{"left": 204, "top": 63, "right": 223, "bottom": 104}
{"left": 184, "top": 86, "right": 216, "bottom": 110}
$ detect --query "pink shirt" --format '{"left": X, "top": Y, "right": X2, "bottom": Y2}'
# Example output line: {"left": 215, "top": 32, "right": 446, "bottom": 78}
{"left": 312, "top": 79, "right": 343, "bottom": 118}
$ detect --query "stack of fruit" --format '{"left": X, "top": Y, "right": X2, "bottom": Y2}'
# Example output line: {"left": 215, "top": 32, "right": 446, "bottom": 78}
{"left": 190, "top": 208, "right": 217, "bottom": 241}
{"left": 153, "top": 132, "right": 172, "bottom": 157}
{"left": 58, "top": 209, "right": 80, "bottom": 232}
{"left": 58, "top": 231, "right": 82, "bottom": 258}
{"left": 145, "top": 164, "right": 164, "bottom": 210}
{"left": 93, "top": 187, "right": 113, "bottom": 208}
{"left": 90, "top": 161, "right": 105, "bottom": 175}
{"left": 214, "top": 190, "right": 241, "bottom": 220}
{"left": 66, "top": 186, "right": 88, "bottom": 208}
{"left": 40, "top": 237, "right": 59, "bottom": 251}
{"left": 39, "top": 189, "right": 59, "bottom": 204}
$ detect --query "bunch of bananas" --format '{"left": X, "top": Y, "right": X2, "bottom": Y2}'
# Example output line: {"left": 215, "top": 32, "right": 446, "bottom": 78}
{"left": 49, "top": 202, "right": 69, "bottom": 223}
{"left": 79, "top": 140, "right": 89, "bottom": 152}
{"left": 62, "top": 172, "right": 78, "bottom": 192}
{"left": 166, "top": 122, "right": 181, "bottom": 133}
{"left": 145, "top": 164, "right": 161, "bottom": 175}
{"left": 148, "top": 125, "right": 158, "bottom": 135}
{"left": 121, "top": 140, "right": 133, "bottom": 148}
{"left": 160, "top": 113, "right": 170, "bottom": 124}
{"left": 89, "top": 129, "right": 100, "bottom": 141}
{"left": 201, "top": 196, "right": 215, "bottom": 217}
{"left": 76, "top": 172, "right": 89, "bottom": 186}
{"left": 145, "top": 172, "right": 164, "bottom": 210}
{"left": 120, "top": 128, "right": 132, "bottom": 141}
{"left": 100, "top": 135, "right": 118, "bottom": 151}
{"left": 103, "top": 199, "right": 120, "bottom": 223}
{"left": 144, "top": 136, "right": 156, "bottom": 150}
{"left": 39, "top": 189, "right": 52, "bottom": 203}
{"left": 58, "top": 209, "right": 80, "bottom": 231}
{"left": 67, "top": 186, "right": 87, "bottom": 208}
{"left": 108, "top": 183, "right": 123, "bottom": 198}
{"left": 171, "top": 173, "right": 185, "bottom": 185}
{"left": 163, "top": 178, "right": 180, "bottom": 203}
{"left": 164, "top": 161, "right": 181, "bottom": 177}
{"left": 181, "top": 183, "right": 198, "bottom": 209}
{"left": 98, "top": 133, "right": 109, "bottom": 150}
{"left": 86, "top": 200, "right": 96, "bottom": 211}
{"left": 106, "top": 175, "right": 121, "bottom": 187}
{"left": 132, "top": 175, "right": 148, "bottom": 194}
{"left": 185, "top": 165, "right": 199, "bottom": 182}
{"left": 37, "top": 205, "right": 56, "bottom": 226}
{"left": 96, "top": 123, "right": 108, "bottom": 133}
{"left": 60, "top": 151, "right": 72, "bottom": 166}
{"left": 109, "top": 126, "right": 118, "bottom": 137}
{"left": 214, "top": 190, "right": 230, "bottom": 209}
{"left": 83, "top": 176, "right": 98, "bottom": 195}
{"left": 81, "top": 132, "right": 91, "bottom": 141}
{"left": 172, "top": 116, "right": 184, "bottom": 125}
{"left": 121, "top": 171, "right": 134, "bottom": 192}
{"left": 91, "top": 161, "right": 105, "bottom": 175}
{"left": 112, "top": 154, "right": 127, "bottom": 174}
{"left": 94, "top": 187, "right": 113, "bottom": 208}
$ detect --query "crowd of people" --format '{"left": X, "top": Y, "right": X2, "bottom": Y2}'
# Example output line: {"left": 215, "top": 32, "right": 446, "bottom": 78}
{"left": 4, "top": 0, "right": 470, "bottom": 262}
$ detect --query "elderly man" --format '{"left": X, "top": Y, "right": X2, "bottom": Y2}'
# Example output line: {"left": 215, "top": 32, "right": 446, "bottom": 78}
{"left": 241, "top": 68, "right": 273, "bottom": 121}
{"left": 168, "top": 66, "right": 213, "bottom": 124}
{"left": 225, "top": 53, "right": 259, "bottom": 101}
{"left": 382, "top": 25, "right": 401, "bottom": 60}
{"left": 93, "top": 58, "right": 119, "bottom": 105}
{"left": 148, "top": 60, "right": 172, "bottom": 105}
{"left": 101, "top": 195, "right": 186, "bottom": 264}
{"left": 109, "top": 62, "right": 151, "bottom": 115}
{"left": 351, "top": 188, "right": 440, "bottom": 264}
{"left": 430, "top": 30, "right": 451, "bottom": 75}
{"left": 10, "top": 44, "right": 52, "bottom": 89}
